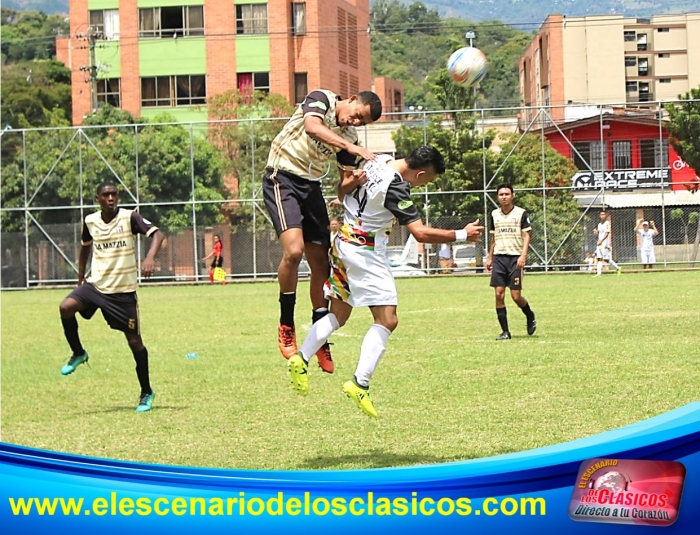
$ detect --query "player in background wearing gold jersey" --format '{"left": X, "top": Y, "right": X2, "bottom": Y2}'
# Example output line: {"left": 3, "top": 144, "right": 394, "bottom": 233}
{"left": 58, "top": 183, "right": 164, "bottom": 412}
{"left": 263, "top": 89, "right": 382, "bottom": 374}
{"left": 486, "top": 184, "right": 536, "bottom": 340}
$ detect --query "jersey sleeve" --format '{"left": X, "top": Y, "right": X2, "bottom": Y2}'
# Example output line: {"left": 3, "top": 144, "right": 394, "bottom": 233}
{"left": 301, "top": 90, "right": 332, "bottom": 120}
{"left": 130, "top": 211, "right": 159, "bottom": 237}
{"left": 80, "top": 221, "right": 92, "bottom": 246}
{"left": 521, "top": 210, "right": 532, "bottom": 232}
{"left": 384, "top": 178, "right": 421, "bottom": 226}
{"left": 336, "top": 148, "right": 360, "bottom": 170}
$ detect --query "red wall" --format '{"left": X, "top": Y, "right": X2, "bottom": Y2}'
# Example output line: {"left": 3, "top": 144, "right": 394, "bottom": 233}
{"left": 545, "top": 121, "right": 697, "bottom": 191}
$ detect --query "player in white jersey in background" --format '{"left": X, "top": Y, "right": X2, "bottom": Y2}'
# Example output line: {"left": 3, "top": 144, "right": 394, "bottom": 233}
{"left": 58, "top": 183, "right": 164, "bottom": 412}
{"left": 593, "top": 210, "right": 621, "bottom": 276}
{"left": 635, "top": 219, "right": 659, "bottom": 269}
{"left": 286, "top": 146, "right": 484, "bottom": 417}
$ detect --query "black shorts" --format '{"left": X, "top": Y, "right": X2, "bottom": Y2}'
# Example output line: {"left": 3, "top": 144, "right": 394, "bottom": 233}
{"left": 210, "top": 256, "right": 223, "bottom": 269}
{"left": 68, "top": 283, "right": 140, "bottom": 334}
{"left": 262, "top": 168, "right": 331, "bottom": 247}
{"left": 490, "top": 255, "right": 524, "bottom": 290}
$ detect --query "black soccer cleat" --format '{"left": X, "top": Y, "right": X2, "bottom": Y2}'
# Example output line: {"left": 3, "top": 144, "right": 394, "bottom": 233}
{"left": 527, "top": 314, "right": 537, "bottom": 336}
{"left": 496, "top": 331, "right": 512, "bottom": 340}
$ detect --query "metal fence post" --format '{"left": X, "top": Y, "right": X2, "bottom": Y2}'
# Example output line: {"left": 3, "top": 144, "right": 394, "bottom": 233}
{"left": 190, "top": 123, "right": 199, "bottom": 281}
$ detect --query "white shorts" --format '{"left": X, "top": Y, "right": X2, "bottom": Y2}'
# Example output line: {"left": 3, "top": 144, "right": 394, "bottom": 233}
{"left": 324, "top": 238, "right": 397, "bottom": 308}
{"left": 596, "top": 246, "right": 611, "bottom": 261}
{"left": 641, "top": 248, "right": 656, "bottom": 264}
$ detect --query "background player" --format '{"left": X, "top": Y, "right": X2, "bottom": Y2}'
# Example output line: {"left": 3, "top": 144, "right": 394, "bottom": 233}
{"left": 263, "top": 89, "right": 382, "bottom": 374}
{"left": 286, "top": 146, "right": 483, "bottom": 417}
{"left": 486, "top": 184, "right": 536, "bottom": 340}
{"left": 58, "top": 182, "right": 164, "bottom": 412}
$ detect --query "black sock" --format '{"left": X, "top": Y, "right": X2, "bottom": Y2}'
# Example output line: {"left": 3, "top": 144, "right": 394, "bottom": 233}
{"left": 312, "top": 307, "right": 329, "bottom": 324}
{"left": 521, "top": 303, "right": 534, "bottom": 319}
{"left": 279, "top": 292, "right": 296, "bottom": 327}
{"left": 61, "top": 316, "right": 84, "bottom": 356}
{"left": 497, "top": 307, "right": 509, "bottom": 333}
{"left": 133, "top": 347, "right": 152, "bottom": 396}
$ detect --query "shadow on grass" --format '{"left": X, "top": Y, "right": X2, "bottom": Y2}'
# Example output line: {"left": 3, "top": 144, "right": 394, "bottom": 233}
{"left": 301, "top": 450, "right": 456, "bottom": 470}
{"left": 82, "top": 405, "right": 187, "bottom": 414}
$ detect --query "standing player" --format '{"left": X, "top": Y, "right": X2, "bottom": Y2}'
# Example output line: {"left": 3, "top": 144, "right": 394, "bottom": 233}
{"left": 286, "top": 146, "right": 484, "bottom": 417}
{"left": 486, "top": 184, "right": 536, "bottom": 340}
{"left": 593, "top": 210, "right": 621, "bottom": 276}
{"left": 58, "top": 183, "right": 164, "bottom": 412}
{"left": 202, "top": 234, "right": 225, "bottom": 285}
{"left": 263, "top": 89, "right": 382, "bottom": 374}
{"left": 635, "top": 219, "right": 659, "bottom": 269}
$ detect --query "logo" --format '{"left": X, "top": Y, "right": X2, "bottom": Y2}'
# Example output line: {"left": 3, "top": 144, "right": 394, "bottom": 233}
{"left": 569, "top": 458, "right": 685, "bottom": 526}
{"left": 397, "top": 200, "right": 414, "bottom": 210}
{"left": 308, "top": 101, "right": 328, "bottom": 112}
{"left": 572, "top": 169, "right": 670, "bottom": 191}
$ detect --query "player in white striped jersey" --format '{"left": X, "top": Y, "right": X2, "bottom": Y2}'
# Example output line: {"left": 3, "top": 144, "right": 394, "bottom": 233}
{"left": 58, "top": 183, "right": 164, "bottom": 412}
{"left": 286, "top": 146, "right": 484, "bottom": 417}
{"left": 635, "top": 219, "right": 659, "bottom": 269}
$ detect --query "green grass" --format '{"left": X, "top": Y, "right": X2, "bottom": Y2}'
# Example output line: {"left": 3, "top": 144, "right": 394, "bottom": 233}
{"left": 2, "top": 272, "right": 699, "bottom": 470}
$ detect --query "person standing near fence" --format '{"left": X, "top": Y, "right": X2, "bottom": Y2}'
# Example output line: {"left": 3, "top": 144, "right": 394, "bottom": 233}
{"left": 635, "top": 219, "right": 659, "bottom": 269}
{"left": 263, "top": 89, "right": 382, "bottom": 374}
{"left": 202, "top": 234, "right": 226, "bottom": 285}
{"left": 58, "top": 182, "right": 164, "bottom": 412}
{"left": 486, "top": 184, "right": 536, "bottom": 340}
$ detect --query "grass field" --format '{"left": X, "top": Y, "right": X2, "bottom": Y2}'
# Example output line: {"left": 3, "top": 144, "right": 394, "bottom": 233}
{"left": 1, "top": 271, "right": 699, "bottom": 471}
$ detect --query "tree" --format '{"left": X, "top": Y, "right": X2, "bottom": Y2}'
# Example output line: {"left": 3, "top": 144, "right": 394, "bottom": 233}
{"left": 1, "top": 9, "right": 69, "bottom": 62}
{"left": 496, "top": 133, "right": 585, "bottom": 267}
{"left": 665, "top": 86, "right": 700, "bottom": 192}
{"left": 670, "top": 208, "right": 700, "bottom": 263}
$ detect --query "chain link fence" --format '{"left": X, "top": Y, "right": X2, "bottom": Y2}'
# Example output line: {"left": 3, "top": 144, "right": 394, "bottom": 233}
{"left": 2, "top": 101, "right": 699, "bottom": 289}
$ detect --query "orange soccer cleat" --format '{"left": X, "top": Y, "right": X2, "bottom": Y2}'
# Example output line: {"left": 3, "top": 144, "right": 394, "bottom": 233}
{"left": 315, "top": 342, "right": 334, "bottom": 374}
{"left": 278, "top": 324, "right": 297, "bottom": 360}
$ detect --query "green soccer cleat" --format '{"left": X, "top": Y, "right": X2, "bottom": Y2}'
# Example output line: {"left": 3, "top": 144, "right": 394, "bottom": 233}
{"left": 136, "top": 391, "right": 155, "bottom": 412}
{"left": 60, "top": 351, "right": 89, "bottom": 375}
{"left": 343, "top": 380, "right": 378, "bottom": 418}
{"left": 288, "top": 354, "right": 309, "bottom": 396}
{"left": 616, "top": 267, "right": 622, "bottom": 277}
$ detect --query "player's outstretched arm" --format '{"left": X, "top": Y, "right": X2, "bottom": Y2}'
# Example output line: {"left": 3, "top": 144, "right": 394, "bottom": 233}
{"left": 405, "top": 219, "right": 483, "bottom": 244}
{"left": 303, "top": 116, "right": 375, "bottom": 161}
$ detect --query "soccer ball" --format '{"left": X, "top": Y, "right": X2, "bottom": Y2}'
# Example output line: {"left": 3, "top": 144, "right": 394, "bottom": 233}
{"left": 447, "top": 47, "right": 488, "bottom": 87}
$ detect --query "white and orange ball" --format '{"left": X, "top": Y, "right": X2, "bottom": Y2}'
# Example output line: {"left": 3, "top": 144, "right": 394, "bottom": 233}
{"left": 447, "top": 46, "right": 488, "bottom": 87}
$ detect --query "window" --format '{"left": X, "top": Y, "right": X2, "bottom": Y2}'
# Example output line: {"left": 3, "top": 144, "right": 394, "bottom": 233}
{"left": 638, "top": 58, "right": 649, "bottom": 76}
{"left": 639, "top": 81, "right": 651, "bottom": 101}
{"left": 637, "top": 33, "right": 648, "bottom": 51}
{"left": 660, "top": 78, "right": 672, "bottom": 83}
{"left": 292, "top": 3, "right": 306, "bottom": 35}
{"left": 349, "top": 74, "right": 359, "bottom": 96}
{"left": 237, "top": 72, "right": 270, "bottom": 94}
{"left": 339, "top": 70, "right": 348, "bottom": 97}
{"left": 626, "top": 81, "right": 638, "bottom": 92}
{"left": 236, "top": 4, "right": 268, "bottom": 35}
{"left": 347, "top": 13, "right": 358, "bottom": 68}
{"left": 573, "top": 141, "right": 606, "bottom": 171}
{"left": 139, "top": 6, "right": 204, "bottom": 38}
{"left": 294, "top": 73, "right": 308, "bottom": 104}
{"left": 640, "top": 139, "right": 668, "bottom": 168}
{"left": 625, "top": 56, "right": 637, "bottom": 67}
{"left": 657, "top": 27, "right": 670, "bottom": 33}
{"left": 658, "top": 53, "right": 670, "bottom": 58}
{"left": 624, "top": 31, "right": 636, "bottom": 42}
{"left": 90, "top": 9, "right": 119, "bottom": 40}
{"left": 96, "top": 78, "right": 120, "bottom": 107}
{"left": 337, "top": 9, "right": 347, "bottom": 65}
{"left": 141, "top": 75, "right": 206, "bottom": 107}
{"left": 612, "top": 141, "right": 632, "bottom": 169}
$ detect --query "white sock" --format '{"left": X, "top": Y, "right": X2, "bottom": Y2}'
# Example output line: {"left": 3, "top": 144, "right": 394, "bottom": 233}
{"left": 354, "top": 324, "right": 392, "bottom": 387}
{"left": 299, "top": 314, "right": 339, "bottom": 362}
{"left": 609, "top": 259, "right": 620, "bottom": 270}
{"left": 596, "top": 261, "right": 603, "bottom": 275}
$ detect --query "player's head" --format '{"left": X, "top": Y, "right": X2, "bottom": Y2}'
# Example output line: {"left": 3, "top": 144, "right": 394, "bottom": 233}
{"left": 330, "top": 219, "right": 339, "bottom": 232}
{"left": 642, "top": 221, "right": 649, "bottom": 229}
{"left": 337, "top": 91, "right": 382, "bottom": 127}
{"left": 496, "top": 183, "right": 514, "bottom": 208}
{"left": 96, "top": 182, "right": 119, "bottom": 215}
{"left": 403, "top": 145, "right": 446, "bottom": 186}
{"left": 599, "top": 210, "right": 607, "bottom": 222}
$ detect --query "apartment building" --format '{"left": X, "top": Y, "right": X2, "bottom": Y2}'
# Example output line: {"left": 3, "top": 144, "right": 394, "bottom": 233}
{"left": 520, "top": 13, "right": 700, "bottom": 123}
{"left": 56, "top": 0, "right": 372, "bottom": 125}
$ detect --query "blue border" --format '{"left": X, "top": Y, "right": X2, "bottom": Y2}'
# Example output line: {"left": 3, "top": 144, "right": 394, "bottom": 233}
{"left": 2, "top": 403, "right": 700, "bottom": 533}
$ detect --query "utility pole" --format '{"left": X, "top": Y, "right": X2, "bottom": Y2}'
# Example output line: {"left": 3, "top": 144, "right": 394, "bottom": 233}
{"left": 87, "top": 26, "right": 98, "bottom": 112}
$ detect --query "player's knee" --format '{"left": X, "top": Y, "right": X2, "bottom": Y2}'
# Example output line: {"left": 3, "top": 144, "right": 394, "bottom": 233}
{"left": 126, "top": 335, "right": 144, "bottom": 353}
{"left": 59, "top": 299, "right": 75, "bottom": 318}
{"left": 383, "top": 315, "right": 399, "bottom": 332}
{"left": 282, "top": 246, "right": 304, "bottom": 266}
